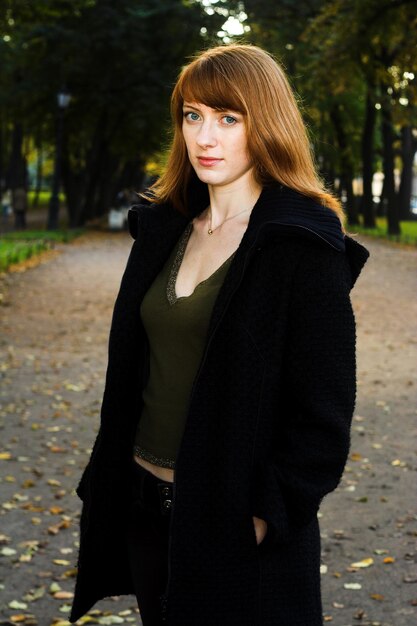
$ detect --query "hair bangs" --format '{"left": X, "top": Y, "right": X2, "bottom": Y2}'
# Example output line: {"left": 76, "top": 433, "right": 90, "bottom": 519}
{"left": 177, "top": 59, "right": 246, "bottom": 115}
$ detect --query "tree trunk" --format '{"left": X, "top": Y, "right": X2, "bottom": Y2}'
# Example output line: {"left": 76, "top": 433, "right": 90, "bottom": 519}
{"left": 0, "top": 115, "right": 4, "bottom": 193}
{"left": 6, "top": 122, "right": 26, "bottom": 189}
{"left": 329, "top": 104, "right": 358, "bottom": 225}
{"left": 32, "top": 128, "right": 44, "bottom": 208}
{"left": 80, "top": 112, "right": 109, "bottom": 225}
{"left": 61, "top": 146, "right": 87, "bottom": 229}
{"left": 94, "top": 153, "right": 122, "bottom": 217}
{"left": 399, "top": 125, "right": 416, "bottom": 220}
{"left": 381, "top": 94, "right": 400, "bottom": 235}
{"left": 360, "top": 90, "right": 377, "bottom": 227}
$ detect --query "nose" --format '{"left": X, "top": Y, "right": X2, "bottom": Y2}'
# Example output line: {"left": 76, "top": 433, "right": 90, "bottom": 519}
{"left": 196, "top": 120, "right": 217, "bottom": 149}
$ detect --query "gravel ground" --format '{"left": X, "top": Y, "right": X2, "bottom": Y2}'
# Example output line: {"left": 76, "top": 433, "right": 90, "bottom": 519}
{"left": 0, "top": 230, "right": 416, "bottom": 626}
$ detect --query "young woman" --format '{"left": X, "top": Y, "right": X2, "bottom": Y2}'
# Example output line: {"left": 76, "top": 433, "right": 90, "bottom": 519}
{"left": 69, "top": 44, "right": 369, "bottom": 626}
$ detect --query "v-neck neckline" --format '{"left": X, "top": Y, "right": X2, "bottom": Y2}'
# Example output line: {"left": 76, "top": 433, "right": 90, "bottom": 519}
{"left": 166, "top": 222, "right": 236, "bottom": 306}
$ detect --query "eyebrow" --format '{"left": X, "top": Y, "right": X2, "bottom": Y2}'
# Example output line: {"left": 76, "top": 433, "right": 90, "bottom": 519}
{"left": 182, "top": 103, "right": 241, "bottom": 115}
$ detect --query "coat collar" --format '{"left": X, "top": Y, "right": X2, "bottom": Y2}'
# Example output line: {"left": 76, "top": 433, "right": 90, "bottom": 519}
{"left": 128, "top": 179, "right": 369, "bottom": 287}
{"left": 129, "top": 180, "right": 343, "bottom": 248}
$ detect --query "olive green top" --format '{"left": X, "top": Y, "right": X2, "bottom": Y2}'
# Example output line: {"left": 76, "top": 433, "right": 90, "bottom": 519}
{"left": 133, "top": 222, "right": 236, "bottom": 468}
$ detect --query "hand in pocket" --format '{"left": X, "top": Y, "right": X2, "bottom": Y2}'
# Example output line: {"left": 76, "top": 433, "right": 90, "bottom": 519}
{"left": 252, "top": 516, "right": 268, "bottom": 545}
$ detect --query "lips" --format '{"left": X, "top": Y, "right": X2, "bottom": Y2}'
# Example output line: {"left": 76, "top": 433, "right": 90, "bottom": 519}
{"left": 197, "top": 157, "right": 222, "bottom": 167}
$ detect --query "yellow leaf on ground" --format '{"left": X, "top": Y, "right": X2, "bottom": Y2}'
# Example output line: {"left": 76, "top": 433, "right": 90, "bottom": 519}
{"left": 370, "top": 593, "right": 384, "bottom": 601}
{"left": 53, "top": 591, "right": 74, "bottom": 599}
{"left": 351, "top": 557, "right": 374, "bottom": 568}
{"left": 49, "top": 506, "right": 64, "bottom": 515}
{"left": 383, "top": 557, "right": 395, "bottom": 564}
{"left": 0, "top": 452, "right": 12, "bottom": 460}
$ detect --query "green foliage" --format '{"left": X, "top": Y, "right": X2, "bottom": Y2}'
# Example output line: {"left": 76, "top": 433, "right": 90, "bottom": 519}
{"left": 351, "top": 217, "right": 417, "bottom": 246}
{"left": 240, "top": 0, "right": 416, "bottom": 183}
{"left": 0, "top": 0, "right": 225, "bottom": 224}
{"left": 27, "top": 191, "right": 65, "bottom": 208}
{"left": 0, "top": 240, "right": 50, "bottom": 271}
{"left": 0, "top": 228, "right": 84, "bottom": 271}
{"left": 1, "top": 229, "right": 84, "bottom": 243}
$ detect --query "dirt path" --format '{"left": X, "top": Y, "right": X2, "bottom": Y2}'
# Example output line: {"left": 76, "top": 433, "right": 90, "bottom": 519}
{"left": 0, "top": 232, "right": 416, "bottom": 626}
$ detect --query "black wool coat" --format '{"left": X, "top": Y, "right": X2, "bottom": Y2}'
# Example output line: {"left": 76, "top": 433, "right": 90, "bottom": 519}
{"left": 69, "top": 182, "right": 369, "bottom": 626}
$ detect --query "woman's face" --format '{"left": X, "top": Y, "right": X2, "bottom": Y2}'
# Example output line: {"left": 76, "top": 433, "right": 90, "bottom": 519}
{"left": 182, "top": 101, "right": 254, "bottom": 190}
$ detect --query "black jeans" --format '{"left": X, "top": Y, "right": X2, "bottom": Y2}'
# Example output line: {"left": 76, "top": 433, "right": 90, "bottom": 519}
{"left": 126, "top": 459, "right": 173, "bottom": 626}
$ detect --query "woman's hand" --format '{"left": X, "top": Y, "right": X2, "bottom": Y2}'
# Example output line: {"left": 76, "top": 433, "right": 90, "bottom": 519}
{"left": 252, "top": 516, "right": 267, "bottom": 545}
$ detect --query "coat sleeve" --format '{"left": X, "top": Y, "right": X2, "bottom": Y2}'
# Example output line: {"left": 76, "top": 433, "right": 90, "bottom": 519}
{"left": 252, "top": 245, "right": 357, "bottom": 545}
{"left": 75, "top": 429, "right": 102, "bottom": 500}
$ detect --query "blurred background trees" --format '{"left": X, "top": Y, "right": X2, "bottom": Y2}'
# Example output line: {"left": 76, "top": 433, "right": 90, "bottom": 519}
{"left": 0, "top": 0, "right": 416, "bottom": 234}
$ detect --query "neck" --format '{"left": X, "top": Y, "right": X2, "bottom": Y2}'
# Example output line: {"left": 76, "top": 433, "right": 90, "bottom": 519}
{"left": 206, "top": 174, "right": 262, "bottom": 228}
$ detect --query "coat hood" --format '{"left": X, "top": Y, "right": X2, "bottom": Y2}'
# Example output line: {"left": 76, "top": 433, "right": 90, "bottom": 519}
{"left": 128, "top": 180, "right": 369, "bottom": 290}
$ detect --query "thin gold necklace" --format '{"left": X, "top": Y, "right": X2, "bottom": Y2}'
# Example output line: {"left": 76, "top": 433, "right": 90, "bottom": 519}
{"left": 207, "top": 206, "right": 250, "bottom": 235}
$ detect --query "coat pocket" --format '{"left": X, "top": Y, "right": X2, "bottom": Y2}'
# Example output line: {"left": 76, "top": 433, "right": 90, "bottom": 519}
{"left": 251, "top": 458, "right": 290, "bottom": 546}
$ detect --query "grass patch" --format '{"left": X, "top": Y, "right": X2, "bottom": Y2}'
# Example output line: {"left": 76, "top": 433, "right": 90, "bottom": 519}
{"left": 348, "top": 218, "right": 417, "bottom": 246}
{"left": 2, "top": 229, "right": 84, "bottom": 243}
{"left": 0, "top": 228, "right": 84, "bottom": 271}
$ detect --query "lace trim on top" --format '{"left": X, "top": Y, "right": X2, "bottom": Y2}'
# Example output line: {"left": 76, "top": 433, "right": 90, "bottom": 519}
{"left": 133, "top": 445, "right": 176, "bottom": 469}
{"left": 166, "top": 222, "right": 193, "bottom": 305}
{"left": 166, "top": 221, "right": 236, "bottom": 306}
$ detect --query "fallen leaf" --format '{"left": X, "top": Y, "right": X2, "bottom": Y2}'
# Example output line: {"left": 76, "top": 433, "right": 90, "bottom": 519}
{"left": 62, "top": 567, "right": 77, "bottom": 577}
{"left": 49, "top": 506, "right": 64, "bottom": 515}
{"left": 350, "top": 453, "right": 362, "bottom": 461}
{"left": 370, "top": 593, "right": 384, "bottom": 601}
{"left": 383, "top": 557, "right": 395, "bottom": 564}
{"left": 53, "top": 591, "right": 74, "bottom": 600}
{"left": 23, "top": 586, "right": 45, "bottom": 602}
{"left": 1, "top": 546, "right": 17, "bottom": 556}
{"left": 344, "top": 583, "right": 362, "bottom": 590}
{"left": 0, "top": 451, "right": 12, "bottom": 460}
{"left": 8, "top": 600, "right": 28, "bottom": 610}
{"left": 53, "top": 559, "right": 71, "bottom": 566}
{"left": 351, "top": 558, "right": 374, "bottom": 568}
{"left": 10, "top": 615, "right": 28, "bottom": 623}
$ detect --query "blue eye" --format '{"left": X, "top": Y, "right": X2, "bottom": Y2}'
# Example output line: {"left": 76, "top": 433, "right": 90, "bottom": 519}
{"left": 184, "top": 111, "right": 200, "bottom": 121}
{"left": 222, "top": 115, "right": 237, "bottom": 125}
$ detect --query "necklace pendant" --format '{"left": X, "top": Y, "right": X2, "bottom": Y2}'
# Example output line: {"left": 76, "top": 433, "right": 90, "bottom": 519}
{"left": 208, "top": 228, "right": 213, "bottom": 235}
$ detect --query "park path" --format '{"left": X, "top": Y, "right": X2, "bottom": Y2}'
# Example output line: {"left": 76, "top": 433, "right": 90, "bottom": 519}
{"left": 0, "top": 230, "right": 416, "bottom": 626}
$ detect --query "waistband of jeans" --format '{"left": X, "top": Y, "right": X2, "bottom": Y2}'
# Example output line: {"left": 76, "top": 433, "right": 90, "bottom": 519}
{"left": 131, "top": 458, "right": 174, "bottom": 514}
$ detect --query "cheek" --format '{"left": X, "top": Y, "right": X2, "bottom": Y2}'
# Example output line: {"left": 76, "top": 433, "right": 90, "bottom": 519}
{"left": 182, "top": 128, "right": 196, "bottom": 158}
{"left": 232, "top": 130, "right": 250, "bottom": 161}
{"left": 234, "top": 140, "right": 251, "bottom": 168}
